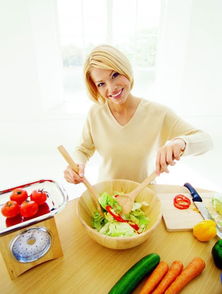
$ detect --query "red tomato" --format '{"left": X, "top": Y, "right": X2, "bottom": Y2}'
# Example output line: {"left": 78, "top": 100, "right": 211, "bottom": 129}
{"left": 1, "top": 201, "right": 20, "bottom": 218}
{"left": 173, "top": 194, "right": 191, "bottom": 210}
{"left": 6, "top": 215, "right": 23, "bottom": 227}
{"left": 30, "top": 190, "right": 47, "bottom": 205}
{"left": 10, "top": 188, "right": 28, "bottom": 204}
{"left": 35, "top": 203, "right": 50, "bottom": 217}
{"left": 20, "top": 200, "right": 39, "bottom": 218}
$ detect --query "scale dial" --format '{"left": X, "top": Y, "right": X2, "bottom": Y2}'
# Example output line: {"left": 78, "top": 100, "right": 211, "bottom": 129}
{"left": 10, "top": 227, "right": 51, "bottom": 263}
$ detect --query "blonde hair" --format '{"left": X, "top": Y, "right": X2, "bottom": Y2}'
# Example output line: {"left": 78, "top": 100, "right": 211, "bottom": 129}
{"left": 83, "top": 45, "right": 134, "bottom": 103}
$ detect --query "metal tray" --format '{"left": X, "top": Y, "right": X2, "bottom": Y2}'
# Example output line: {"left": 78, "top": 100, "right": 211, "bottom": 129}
{"left": 0, "top": 179, "right": 68, "bottom": 235}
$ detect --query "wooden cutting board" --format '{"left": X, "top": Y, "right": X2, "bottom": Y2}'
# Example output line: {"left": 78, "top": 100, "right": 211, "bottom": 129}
{"left": 158, "top": 192, "right": 215, "bottom": 231}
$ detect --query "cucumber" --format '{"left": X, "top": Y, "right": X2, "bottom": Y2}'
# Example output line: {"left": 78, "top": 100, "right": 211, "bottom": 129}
{"left": 108, "top": 253, "right": 160, "bottom": 294}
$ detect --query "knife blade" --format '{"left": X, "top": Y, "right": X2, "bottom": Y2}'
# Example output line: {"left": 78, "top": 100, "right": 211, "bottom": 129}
{"left": 184, "top": 182, "right": 222, "bottom": 239}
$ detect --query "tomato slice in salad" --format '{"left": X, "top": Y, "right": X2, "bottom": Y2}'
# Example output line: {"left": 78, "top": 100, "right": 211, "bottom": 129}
{"left": 105, "top": 205, "right": 139, "bottom": 231}
{"left": 173, "top": 194, "right": 191, "bottom": 210}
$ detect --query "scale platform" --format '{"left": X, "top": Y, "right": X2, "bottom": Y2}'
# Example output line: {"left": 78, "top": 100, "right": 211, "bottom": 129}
{"left": 0, "top": 179, "right": 68, "bottom": 279}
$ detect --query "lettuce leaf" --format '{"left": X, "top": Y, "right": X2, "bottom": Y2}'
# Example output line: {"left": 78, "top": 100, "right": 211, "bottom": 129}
{"left": 98, "top": 192, "right": 122, "bottom": 213}
{"left": 99, "top": 222, "right": 136, "bottom": 237}
{"left": 92, "top": 191, "right": 150, "bottom": 236}
{"left": 92, "top": 211, "right": 107, "bottom": 231}
{"left": 212, "top": 195, "right": 222, "bottom": 216}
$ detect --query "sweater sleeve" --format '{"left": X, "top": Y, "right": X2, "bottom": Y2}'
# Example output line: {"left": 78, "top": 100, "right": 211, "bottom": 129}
{"left": 175, "top": 132, "right": 213, "bottom": 156}
{"left": 161, "top": 106, "right": 213, "bottom": 156}
{"left": 73, "top": 114, "right": 95, "bottom": 164}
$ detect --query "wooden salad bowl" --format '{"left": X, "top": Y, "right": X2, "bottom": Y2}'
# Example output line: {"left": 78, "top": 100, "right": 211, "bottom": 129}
{"left": 76, "top": 179, "right": 162, "bottom": 250}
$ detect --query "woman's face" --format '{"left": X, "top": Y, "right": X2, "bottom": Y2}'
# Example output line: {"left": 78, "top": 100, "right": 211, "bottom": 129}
{"left": 90, "top": 68, "right": 131, "bottom": 105}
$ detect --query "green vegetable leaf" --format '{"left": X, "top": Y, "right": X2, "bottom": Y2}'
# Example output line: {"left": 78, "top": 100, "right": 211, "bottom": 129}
{"left": 129, "top": 208, "right": 150, "bottom": 232}
{"left": 99, "top": 192, "right": 122, "bottom": 213}
{"left": 212, "top": 195, "right": 222, "bottom": 216}
{"left": 93, "top": 192, "right": 150, "bottom": 237}
{"left": 92, "top": 211, "right": 107, "bottom": 231}
{"left": 99, "top": 222, "right": 136, "bottom": 237}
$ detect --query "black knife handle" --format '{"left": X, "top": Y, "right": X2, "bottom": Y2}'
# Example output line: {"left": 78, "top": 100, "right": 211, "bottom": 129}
{"left": 184, "top": 182, "right": 202, "bottom": 202}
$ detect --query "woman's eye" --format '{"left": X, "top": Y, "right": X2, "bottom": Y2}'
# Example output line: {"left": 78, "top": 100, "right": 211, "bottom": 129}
{"left": 112, "top": 72, "right": 119, "bottom": 79}
{"left": 97, "top": 82, "right": 104, "bottom": 87}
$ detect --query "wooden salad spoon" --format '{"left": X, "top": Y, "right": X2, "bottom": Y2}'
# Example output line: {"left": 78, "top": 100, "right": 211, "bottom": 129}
{"left": 115, "top": 171, "right": 158, "bottom": 215}
{"left": 57, "top": 145, "right": 103, "bottom": 215}
{"left": 116, "top": 148, "right": 184, "bottom": 215}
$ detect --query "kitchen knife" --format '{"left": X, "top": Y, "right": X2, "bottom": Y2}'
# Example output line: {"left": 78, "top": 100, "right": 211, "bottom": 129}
{"left": 184, "top": 182, "right": 222, "bottom": 239}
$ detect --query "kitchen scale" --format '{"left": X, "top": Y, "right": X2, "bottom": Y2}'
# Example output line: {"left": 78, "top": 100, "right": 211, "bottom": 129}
{"left": 0, "top": 179, "right": 68, "bottom": 279}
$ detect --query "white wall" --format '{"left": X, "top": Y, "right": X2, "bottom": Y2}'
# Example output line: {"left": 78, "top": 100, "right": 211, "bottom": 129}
{"left": 153, "top": 0, "right": 222, "bottom": 191}
{"left": 0, "top": 0, "right": 221, "bottom": 195}
{"left": 0, "top": 0, "right": 70, "bottom": 192}
{"left": 155, "top": 0, "right": 193, "bottom": 110}
{"left": 156, "top": 0, "right": 222, "bottom": 116}
{"left": 181, "top": 0, "right": 222, "bottom": 116}
{"left": 0, "top": 0, "right": 63, "bottom": 120}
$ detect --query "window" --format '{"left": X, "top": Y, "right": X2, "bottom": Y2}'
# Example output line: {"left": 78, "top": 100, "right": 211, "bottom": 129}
{"left": 56, "top": 0, "right": 161, "bottom": 114}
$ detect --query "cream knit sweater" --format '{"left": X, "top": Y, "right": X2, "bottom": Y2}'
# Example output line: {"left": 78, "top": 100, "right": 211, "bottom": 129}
{"left": 73, "top": 99, "right": 212, "bottom": 182}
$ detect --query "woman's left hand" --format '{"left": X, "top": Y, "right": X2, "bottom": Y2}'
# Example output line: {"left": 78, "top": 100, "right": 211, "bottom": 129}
{"left": 155, "top": 138, "right": 186, "bottom": 175}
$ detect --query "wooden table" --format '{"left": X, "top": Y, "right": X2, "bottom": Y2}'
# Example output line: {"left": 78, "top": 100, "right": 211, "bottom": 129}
{"left": 0, "top": 185, "right": 221, "bottom": 294}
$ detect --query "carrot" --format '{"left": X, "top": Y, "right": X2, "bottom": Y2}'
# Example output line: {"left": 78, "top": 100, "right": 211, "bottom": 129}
{"left": 165, "top": 257, "right": 206, "bottom": 294}
{"left": 138, "top": 261, "right": 169, "bottom": 294}
{"left": 152, "top": 261, "right": 183, "bottom": 294}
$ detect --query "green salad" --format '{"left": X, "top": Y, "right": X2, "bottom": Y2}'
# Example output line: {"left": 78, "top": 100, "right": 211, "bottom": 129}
{"left": 212, "top": 194, "right": 222, "bottom": 216}
{"left": 92, "top": 192, "right": 150, "bottom": 237}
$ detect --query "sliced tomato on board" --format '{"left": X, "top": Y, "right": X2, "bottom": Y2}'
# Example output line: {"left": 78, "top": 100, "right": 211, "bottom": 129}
{"left": 173, "top": 194, "right": 191, "bottom": 210}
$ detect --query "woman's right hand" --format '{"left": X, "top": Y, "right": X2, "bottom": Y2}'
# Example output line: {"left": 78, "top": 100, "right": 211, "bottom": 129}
{"left": 64, "top": 163, "right": 85, "bottom": 184}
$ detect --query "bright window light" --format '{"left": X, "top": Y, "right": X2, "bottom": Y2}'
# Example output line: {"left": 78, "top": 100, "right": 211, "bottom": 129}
{"left": 56, "top": 0, "right": 161, "bottom": 115}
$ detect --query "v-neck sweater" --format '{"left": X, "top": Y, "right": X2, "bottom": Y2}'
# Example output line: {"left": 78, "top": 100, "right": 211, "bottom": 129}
{"left": 73, "top": 99, "right": 212, "bottom": 182}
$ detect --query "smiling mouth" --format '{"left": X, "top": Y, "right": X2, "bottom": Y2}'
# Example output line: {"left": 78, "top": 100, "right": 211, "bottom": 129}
{"left": 109, "top": 88, "right": 123, "bottom": 99}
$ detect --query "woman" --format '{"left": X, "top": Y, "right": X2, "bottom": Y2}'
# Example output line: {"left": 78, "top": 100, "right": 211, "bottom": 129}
{"left": 64, "top": 44, "right": 212, "bottom": 185}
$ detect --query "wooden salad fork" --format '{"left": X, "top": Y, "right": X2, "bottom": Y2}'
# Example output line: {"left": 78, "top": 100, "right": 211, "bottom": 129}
{"left": 57, "top": 145, "right": 103, "bottom": 215}
{"left": 115, "top": 171, "right": 158, "bottom": 215}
